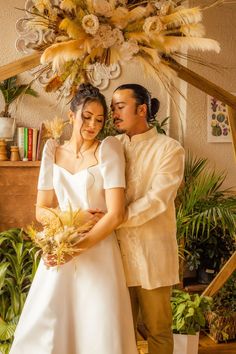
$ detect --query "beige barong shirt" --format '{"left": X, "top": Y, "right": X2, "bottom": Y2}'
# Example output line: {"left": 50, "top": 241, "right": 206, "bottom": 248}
{"left": 116, "top": 128, "right": 185, "bottom": 290}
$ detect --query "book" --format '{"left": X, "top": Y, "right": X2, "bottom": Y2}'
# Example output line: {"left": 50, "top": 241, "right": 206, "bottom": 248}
{"left": 24, "top": 127, "right": 28, "bottom": 160}
{"left": 32, "top": 128, "right": 39, "bottom": 161}
{"left": 17, "top": 127, "right": 24, "bottom": 160}
{"left": 27, "top": 128, "right": 33, "bottom": 161}
{"left": 36, "top": 122, "right": 47, "bottom": 161}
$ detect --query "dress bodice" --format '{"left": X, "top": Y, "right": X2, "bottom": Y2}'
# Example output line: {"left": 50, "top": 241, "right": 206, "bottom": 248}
{"left": 38, "top": 137, "right": 126, "bottom": 212}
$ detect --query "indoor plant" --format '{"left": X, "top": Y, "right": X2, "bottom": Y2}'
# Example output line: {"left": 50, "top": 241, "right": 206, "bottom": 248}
{"left": 171, "top": 289, "right": 212, "bottom": 354}
{"left": 206, "top": 272, "right": 236, "bottom": 342}
{"left": 0, "top": 76, "right": 38, "bottom": 140}
{"left": 176, "top": 153, "right": 236, "bottom": 284}
{"left": 0, "top": 228, "right": 40, "bottom": 354}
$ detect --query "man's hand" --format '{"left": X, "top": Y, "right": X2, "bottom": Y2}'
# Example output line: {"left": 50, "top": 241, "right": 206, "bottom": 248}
{"left": 87, "top": 208, "right": 105, "bottom": 222}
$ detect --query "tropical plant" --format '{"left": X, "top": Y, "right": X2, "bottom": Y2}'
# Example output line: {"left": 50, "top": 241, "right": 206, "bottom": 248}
{"left": 206, "top": 272, "right": 236, "bottom": 342}
{"left": 176, "top": 153, "right": 236, "bottom": 275}
{"left": 0, "top": 228, "right": 40, "bottom": 353}
{"left": 0, "top": 76, "right": 38, "bottom": 117}
{"left": 171, "top": 289, "right": 212, "bottom": 335}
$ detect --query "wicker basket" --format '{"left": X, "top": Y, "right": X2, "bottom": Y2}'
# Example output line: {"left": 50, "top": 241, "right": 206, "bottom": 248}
{"left": 206, "top": 311, "right": 236, "bottom": 343}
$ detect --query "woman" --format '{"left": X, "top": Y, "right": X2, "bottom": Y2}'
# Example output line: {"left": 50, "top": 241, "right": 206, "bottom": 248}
{"left": 10, "top": 84, "right": 137, "bottom": 354}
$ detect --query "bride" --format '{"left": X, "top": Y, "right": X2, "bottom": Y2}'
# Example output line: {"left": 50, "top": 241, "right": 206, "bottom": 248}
{"left": 10, "top": 83, "right": 137, "bottom": 354}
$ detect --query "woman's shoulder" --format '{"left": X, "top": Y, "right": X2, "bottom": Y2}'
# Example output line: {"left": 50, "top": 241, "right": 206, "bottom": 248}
{"left": 100, "top": 135, "right": 122, "bottom": 150}
{"left": 99, "top": 136, "right": 124, "bottom": 162}
{"left": 43, "top": 138, "right": 58, "bottom": 158}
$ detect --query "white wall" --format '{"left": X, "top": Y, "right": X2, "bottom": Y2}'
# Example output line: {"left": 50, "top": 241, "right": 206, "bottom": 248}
{"left": 0, "top": 0, "right": 235, "bottom": 188}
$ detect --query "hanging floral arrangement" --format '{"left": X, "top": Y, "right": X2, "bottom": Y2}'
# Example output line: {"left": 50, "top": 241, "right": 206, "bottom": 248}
{"left": 19, "top": 0, "right": 224, "bottom": 96}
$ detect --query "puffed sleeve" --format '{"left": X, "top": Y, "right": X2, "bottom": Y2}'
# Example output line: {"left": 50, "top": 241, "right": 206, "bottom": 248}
{"left": 37, "top": 139, "right": 57, "bottom": 190}
{"left": 99, "top": 136, "right": 126, "bottom": 189}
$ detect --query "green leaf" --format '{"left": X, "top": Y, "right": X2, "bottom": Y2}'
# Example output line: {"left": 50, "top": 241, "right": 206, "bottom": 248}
{"left": 0, "top": 317, "right": 18, "bottom": 341}
{"left": 0, "top": 264, "right": 10, "bottom": 291}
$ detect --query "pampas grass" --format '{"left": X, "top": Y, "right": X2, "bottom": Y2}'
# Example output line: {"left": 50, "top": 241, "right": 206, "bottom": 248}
{"left": 20, "top": 0, "right": 226, "bottom": 97}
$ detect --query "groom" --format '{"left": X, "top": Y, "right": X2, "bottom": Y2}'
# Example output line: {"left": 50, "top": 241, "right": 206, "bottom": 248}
{"left": 111, "top": 84, "right": 185, "bottom": 354}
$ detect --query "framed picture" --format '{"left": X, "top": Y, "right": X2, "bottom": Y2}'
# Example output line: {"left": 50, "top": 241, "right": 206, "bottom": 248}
{"left": 207, "top": 95, "right": 232, "bottom": 143}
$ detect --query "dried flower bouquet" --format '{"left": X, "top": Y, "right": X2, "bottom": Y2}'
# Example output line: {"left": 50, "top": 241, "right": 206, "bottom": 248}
{"left": 27, "top": 205, "right": 96, "bottom": 265}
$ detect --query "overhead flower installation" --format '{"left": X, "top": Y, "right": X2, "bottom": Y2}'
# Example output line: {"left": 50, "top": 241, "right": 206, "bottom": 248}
{"left": 19, "top": 0, "right": 222, "bottom": 96}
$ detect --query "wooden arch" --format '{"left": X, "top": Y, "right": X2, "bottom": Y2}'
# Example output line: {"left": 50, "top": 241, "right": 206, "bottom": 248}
{"left": 0, "top": 52, "right": 235, "bottom": 157}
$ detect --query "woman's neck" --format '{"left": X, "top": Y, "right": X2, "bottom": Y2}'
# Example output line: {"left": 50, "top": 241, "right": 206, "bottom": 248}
{"left": 67, "top": 135, "right": 97, "bottom": 155}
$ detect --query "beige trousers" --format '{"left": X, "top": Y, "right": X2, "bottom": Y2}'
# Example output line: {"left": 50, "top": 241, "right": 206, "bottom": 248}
{"left": 129, "top": 286, "right": 173, "bottom": 354}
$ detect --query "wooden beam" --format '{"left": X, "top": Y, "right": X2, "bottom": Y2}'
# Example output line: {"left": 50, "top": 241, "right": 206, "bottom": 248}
{"left": 202, "top": 251, "right": 236, "bottom": 297}
{"left": 167, "top": 58, "right": 236, "bottom": 111}
{"left": 0, "top": 52, "right": 41, "bottom": 82}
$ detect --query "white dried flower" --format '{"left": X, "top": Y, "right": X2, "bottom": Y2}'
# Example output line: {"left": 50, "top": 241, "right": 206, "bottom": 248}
{"left": 155, "top": 0, "right": 171, "bottom": 15}
{"left": 82, "top": 14, "right": 99, "bottom": 35}
{"left": 119, "top": 40, "right": 139, "bottom": 62}
{"left": 143, "top": 16, "right": 163, "bottom": 36}
{"left": 93, "top": 25, "right": 118, "bottom": 48}
{"left": 113, "top": 28, "right": 125, "bottom": 46}
{"left": 92, "top": 0, "right": 114, "bottom": 17}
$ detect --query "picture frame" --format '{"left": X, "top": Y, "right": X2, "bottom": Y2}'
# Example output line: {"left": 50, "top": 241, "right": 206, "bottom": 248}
{"left": 207, "top": 95, "right": 232, "bottom": 143}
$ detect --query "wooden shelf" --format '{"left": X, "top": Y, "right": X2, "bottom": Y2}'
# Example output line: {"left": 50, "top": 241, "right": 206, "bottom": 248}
{"left": 0, "top": 161, "right": 40, "bottom": 167}
{"left": 0, "top": 162, "right": 40, "bottom": 231}
{"left": 184, "top": 283, "right": 208, "bottom": 293}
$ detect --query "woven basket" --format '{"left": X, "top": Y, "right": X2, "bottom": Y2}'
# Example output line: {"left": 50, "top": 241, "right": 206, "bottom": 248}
{"left": 206, "top": 311, "right": 236, "bottom": 343}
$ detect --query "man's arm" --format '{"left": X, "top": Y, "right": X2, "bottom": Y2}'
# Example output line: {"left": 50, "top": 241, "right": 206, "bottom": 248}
{"left": 120, "top": 143, "right": 185, "bottom": 228}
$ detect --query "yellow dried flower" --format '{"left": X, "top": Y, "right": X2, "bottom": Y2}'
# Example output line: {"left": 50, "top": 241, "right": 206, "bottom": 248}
{"left": 43, "top": 116, "right": 68, "bottom": 140}
{"left": 27, "top": 206, "right": 96, "bottom": 265}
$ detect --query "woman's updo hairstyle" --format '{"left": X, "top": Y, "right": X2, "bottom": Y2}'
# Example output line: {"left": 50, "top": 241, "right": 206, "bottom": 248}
{"left": 114, "top": 84, "right": 160, "bottom": 122}
{"left": 70, "top": 83, "right": 108, "bottom": 122}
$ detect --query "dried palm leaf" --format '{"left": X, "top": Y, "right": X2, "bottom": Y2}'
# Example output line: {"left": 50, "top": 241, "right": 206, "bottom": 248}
{"left": 162, "top": 7, "right": 202, "bottom": 27}
{"left": 127, "top": 5, "right": 149, "bottom": 23}
{"left": 125, "top": 31, "right": 150, "bottom": 44}
{"left": 164, "top": 23, "right": 205, "bottom": 37}
{"left": 59, "top": 18, "right": 85, "bottom": 39}
{"left": 60, "top": 0, "right": 77, "bottom": 12}
{"left": 139, "top": 46, "right": 161, "bottom": 65}
{"left": 163, "top": 37, "right": 220, "bottom": 54}
{"left": 41, "top": 40, "right": 85, "bottom": 72}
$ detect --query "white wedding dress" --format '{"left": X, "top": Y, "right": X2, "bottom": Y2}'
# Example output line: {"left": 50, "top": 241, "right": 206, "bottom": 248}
{"left": 10, "top": 137, "right": 137, "bottom": 354}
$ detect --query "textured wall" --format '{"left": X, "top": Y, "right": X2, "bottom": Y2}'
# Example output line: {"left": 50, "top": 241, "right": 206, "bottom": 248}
{"left": 186, "top": 1, "right": 236, "bottom": 188}
{"left": 0, "top": 0, "right": 235, "bottom": 188}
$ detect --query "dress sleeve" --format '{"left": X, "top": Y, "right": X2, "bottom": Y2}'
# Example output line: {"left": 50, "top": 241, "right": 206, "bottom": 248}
{"left": 37, "top": 139, "right": 57, "bottom": 190}
{"left": 99, "top": 136, "right": 126, "bottom": 189}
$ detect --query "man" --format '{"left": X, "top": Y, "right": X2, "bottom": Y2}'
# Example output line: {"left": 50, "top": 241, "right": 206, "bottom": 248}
{"left": 111, "top": 84, "right": 185, "bottom": 354}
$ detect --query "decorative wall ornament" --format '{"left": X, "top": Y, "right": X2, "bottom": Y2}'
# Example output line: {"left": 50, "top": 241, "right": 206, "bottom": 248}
{"left": 207, "top": 95, "right": 232, "bottom": 143}
{"left": 15, "top": 0, "right": 223, "bottom": 98}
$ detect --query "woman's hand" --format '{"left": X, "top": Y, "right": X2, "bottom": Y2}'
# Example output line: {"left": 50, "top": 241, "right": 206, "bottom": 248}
{"left": 42, "top": 253, "right": 73, "bottom": 267}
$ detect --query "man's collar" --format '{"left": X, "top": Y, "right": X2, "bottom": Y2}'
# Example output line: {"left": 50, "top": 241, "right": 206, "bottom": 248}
{"left": 124, "top": 127, "right": 157, "bottom": 143}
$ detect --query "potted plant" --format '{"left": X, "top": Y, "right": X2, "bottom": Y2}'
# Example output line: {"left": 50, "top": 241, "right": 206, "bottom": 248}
{"left": 176, "top": 153, "right": 236, "bottom": 284}
{"left": 171, "top": 289, "right": 212, "bottom": 354}
{"left": 0, "top": 228, "right": 40, "bottom": 354}
{"left": 206, "top": 272, "right": 236, "bottom": 342}
{"left": 0, "top": 76, "right": 38, "bottom": 140}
